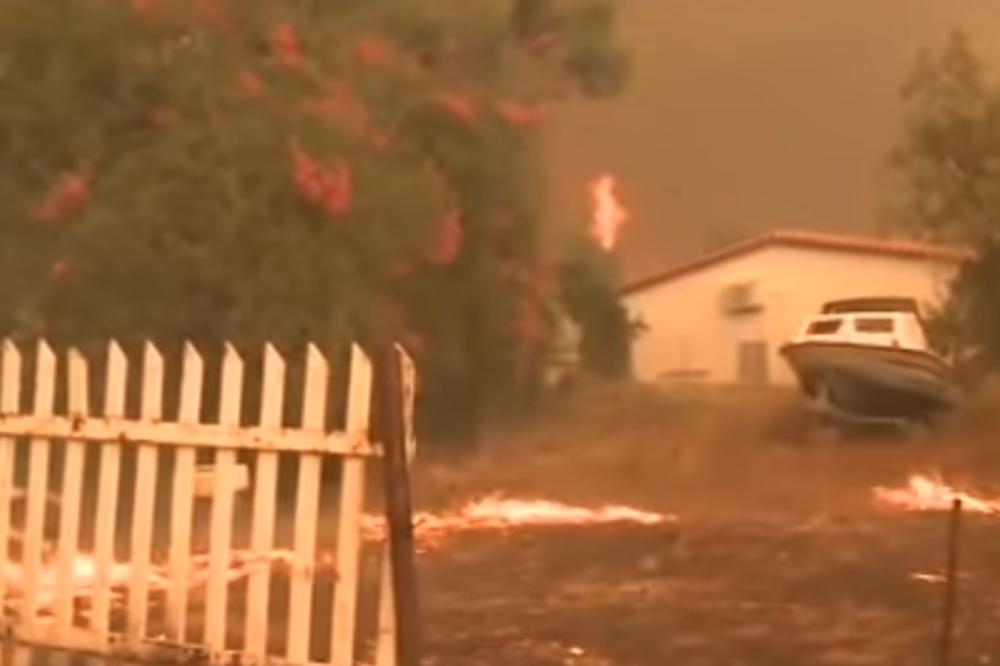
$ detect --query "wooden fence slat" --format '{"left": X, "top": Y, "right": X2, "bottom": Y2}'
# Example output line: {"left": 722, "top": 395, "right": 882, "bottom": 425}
{"left": 92, "top": 341, "right": 127, "bottom": 637}
{"left": 331, "top": 344, "right": 373, "bottom": 666}
{"left": 205, "top": 344, "right": 243, "bottom": 651}
{"left": 375, "top": 346, "right": 418, "bottom": 666}
{"left": 375, "top": 548, "right": 396, "bottom": 666}
{"left": 54, "top": 349, "right": 89, "bottom": 629}
{"left": 0, "top": 337, "right": 398, "bottom": 664}
{"left": 23, "top": 340, "right": 56, "bottom": 627}
{"left": 167, "top": 342, "right": 203, "bottom": 643}
{"left": 128, "top": 343, "right": 164, "bottom": 642}
{"left": 0, "top": 341, "right": 22, "bottom": 610}
{"left": 246, "top": 344, "right": 285, "bottom": 658}
{"left": 0, "top": 416, "right": 375, "bottom": 457}
{"left": 286, "top": 345, "right": 328, "bottom": 664}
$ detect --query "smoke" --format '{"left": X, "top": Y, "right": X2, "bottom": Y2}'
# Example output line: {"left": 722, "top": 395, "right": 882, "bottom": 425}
{"left": 545, "top": 1, "right": 1000, "bottom": 281}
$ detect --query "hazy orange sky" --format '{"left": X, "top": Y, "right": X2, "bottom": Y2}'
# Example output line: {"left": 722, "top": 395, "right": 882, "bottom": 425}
{"left": 544, "top": 2, "right": 1000, "bottom": 280}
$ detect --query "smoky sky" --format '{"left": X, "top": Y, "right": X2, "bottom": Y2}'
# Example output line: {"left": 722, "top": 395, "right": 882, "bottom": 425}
{"left": 543, "top": 1, "right": 1000, "bottom": 281}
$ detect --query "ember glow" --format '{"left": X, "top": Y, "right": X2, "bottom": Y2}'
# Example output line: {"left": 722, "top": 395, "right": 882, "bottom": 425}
{"left": 589, "top": 173, "right": 628, "bottom": 251}
{"left": 872, "top": 473, "right": 1000, "bottom": 514}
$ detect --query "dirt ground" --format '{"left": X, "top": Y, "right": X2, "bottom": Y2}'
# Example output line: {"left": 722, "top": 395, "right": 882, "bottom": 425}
{"left": 412, "top": 383, "right": 1000, "bottom": 666}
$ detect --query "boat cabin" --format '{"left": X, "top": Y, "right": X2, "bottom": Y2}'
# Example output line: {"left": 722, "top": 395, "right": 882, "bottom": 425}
{"left": 790, "top": 311, "right": 931, "bottom": 353}
{"left": 821, "top": 296, "right": 921, "bottom": 316}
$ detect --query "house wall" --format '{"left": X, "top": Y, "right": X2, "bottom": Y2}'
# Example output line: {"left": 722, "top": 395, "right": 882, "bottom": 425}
{"left": 624, "top": 246, "right": 958, "bottom": 385}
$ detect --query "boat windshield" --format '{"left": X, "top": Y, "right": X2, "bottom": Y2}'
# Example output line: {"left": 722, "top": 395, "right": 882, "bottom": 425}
{"left": 854, "top": 317, "right": 894, "bottom": 334}
{"left": 793, "top": 311, "right": 932, "bottom": 352}
{"left": 807, "top": 318, "right": 842, "bottom": 335}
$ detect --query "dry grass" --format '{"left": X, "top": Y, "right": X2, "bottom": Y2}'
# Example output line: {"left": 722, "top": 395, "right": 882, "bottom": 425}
{"left": 415, "top": 378, "right": 1000, "bottom": 519}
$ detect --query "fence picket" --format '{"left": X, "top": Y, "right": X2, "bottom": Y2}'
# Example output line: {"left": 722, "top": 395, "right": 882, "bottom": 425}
{"left": 92, "top": 341, "right": 127, "bottom": 637}
{"left": 205, "top": 344, "right": 243, "bottom": 651}
{"left": 0, "top": 341, "right": 22, "bottom": 612}
{"left": 167, "top": 343, "right": 203, "bottom": 643}
{"left": 286, "top": 345, "right": 328, "bottom": 663}
{"left": 23, "top": 341, "right": 57, "bottom": 628}
{"left": 246, "top": 344, "right": 285, "bottom": 658}
{"left": 331, "top": 344, "right": 373, "bottom": 666}
{"left": 54, "top": 350, "right": 89, "bottom": 629}
{"left": 375, "top": 549, "right": 395, "bottom": 666}
{"left": 127, "top": 343, "right": 164, "bottom": 642}
{"left": 0, "top": 337, "right": 395, "bottom": 664}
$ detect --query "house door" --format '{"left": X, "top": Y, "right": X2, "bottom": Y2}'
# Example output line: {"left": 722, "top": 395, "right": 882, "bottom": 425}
{"left": 737, "top": 341, "right": 769, "bottom": 385}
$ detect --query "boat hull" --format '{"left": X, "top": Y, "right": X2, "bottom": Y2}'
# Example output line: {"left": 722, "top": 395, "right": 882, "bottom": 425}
{"left": 779, "top": 341, "right": 958, "bottom": 420}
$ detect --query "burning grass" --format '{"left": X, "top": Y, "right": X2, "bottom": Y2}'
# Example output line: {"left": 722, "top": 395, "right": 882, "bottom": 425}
{"left": 873, "top": 473, "right": 1000, "bottom": 514}
{"left": 410, "top": 382, "right": 1000, "bottom": 665}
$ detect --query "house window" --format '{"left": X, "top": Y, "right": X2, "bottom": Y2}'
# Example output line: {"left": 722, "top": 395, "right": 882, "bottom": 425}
{"left": 721, "top": 282, "right": 763, "bottom": 316}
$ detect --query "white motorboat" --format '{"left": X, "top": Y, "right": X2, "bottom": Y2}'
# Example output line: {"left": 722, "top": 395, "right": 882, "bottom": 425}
{"left": 779, "top": 297, "right": 958, "bottom": 424}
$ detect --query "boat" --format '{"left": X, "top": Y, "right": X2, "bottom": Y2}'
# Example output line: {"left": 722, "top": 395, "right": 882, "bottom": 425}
{"left": 779, "top": 297, "right": 958, "bottom": 426}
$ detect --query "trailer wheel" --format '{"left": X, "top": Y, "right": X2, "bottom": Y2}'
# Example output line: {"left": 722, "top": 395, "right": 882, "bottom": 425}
{"left": 807, "top": 379, "right": 845, "bottom": 443}
{"left": 803, "top": 410, "right": 842, "bottom": 445}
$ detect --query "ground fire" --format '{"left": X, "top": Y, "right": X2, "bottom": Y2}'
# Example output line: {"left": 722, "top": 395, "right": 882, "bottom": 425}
{"left": 872, "top": 473, "right": 1000, "bottom": 514}
{"left": 365, "top": 494, "right": 675, "bottom": 551}
{"left": 1, "top": 495, "right": 673, "bottom": 623}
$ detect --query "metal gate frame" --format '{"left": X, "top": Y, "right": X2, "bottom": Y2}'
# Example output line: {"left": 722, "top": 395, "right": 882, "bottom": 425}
{"left": 0, "top": 339, "right": 415, "bottom": 666}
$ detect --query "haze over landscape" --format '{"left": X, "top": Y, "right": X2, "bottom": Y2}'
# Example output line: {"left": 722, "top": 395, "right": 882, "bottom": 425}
{"left": 546, "top": 1, "right": 1000, "bottom": 281}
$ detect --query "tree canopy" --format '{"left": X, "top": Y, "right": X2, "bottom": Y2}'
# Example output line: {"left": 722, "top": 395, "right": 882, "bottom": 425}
{"left": 0, "top": 0, "right": 629, "bottom": 441}
{"left": 890, "top": 31, "right": 1000, "bottom": 371}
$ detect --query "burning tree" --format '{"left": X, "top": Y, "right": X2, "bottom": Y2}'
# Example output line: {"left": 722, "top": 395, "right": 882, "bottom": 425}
{"left": 0, "top": 0, "right": 629, "bottom": 444}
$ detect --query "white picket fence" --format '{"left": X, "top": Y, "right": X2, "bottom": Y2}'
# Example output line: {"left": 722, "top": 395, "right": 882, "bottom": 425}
{"left": 0, "top": 339, "right": 415, "bottom": 666}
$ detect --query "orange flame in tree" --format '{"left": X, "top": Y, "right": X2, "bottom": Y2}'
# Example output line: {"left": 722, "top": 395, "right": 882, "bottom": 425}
{"left": 872, "top": 473, "right": 1000, "bottom": 514}
{"left": 589, "top": 173, "right": 628, "bottom": 251}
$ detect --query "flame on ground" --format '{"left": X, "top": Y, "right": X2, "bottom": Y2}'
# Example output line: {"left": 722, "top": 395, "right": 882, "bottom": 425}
{"left": 365, "top": 494, "right": 676, "bottom": 551}
{"left": 872, "top": 473, "right": 1000, "bottom": 514}
{"left": 1, "top": 495, "right": 672, "bottom": 621}
{"left": 589, "top": 173, "right": 628, "bottom": 252}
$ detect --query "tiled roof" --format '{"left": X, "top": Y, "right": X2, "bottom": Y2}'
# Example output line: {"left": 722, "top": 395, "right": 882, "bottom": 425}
{"left": 621, "top": 229, "right": 971, "bottom": 296}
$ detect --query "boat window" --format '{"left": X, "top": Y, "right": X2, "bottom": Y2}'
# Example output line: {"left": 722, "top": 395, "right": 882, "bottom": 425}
{"left": 855, "top": 317, "right": 895, "bottom": 333}
{"left": 807, "top": 319, "right": 842, "bottom": 334}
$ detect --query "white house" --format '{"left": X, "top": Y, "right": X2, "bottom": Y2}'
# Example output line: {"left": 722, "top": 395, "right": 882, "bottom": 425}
{"left": 622, "top": 229, "right": 969, "bottom": 386}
